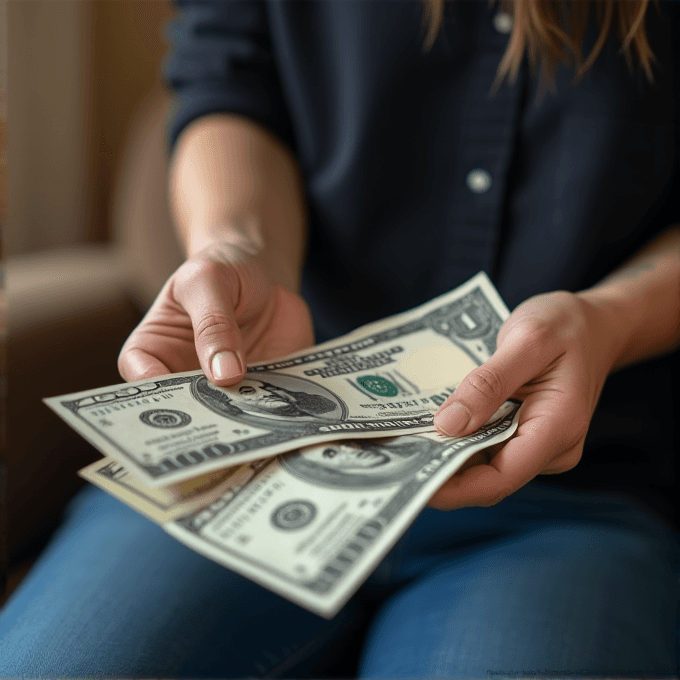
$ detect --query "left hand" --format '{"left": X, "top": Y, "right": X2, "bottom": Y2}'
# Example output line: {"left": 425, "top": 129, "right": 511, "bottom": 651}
{"left": 428, "top": 290, "right": 623, "bottom": 510}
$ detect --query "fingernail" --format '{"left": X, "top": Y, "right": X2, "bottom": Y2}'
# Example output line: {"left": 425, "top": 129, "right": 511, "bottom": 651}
{"left": 211, "top": 351, "right": 242, "bottom": 381}
{"left": 434, "top": 402, "right": 471, "bottom": 436}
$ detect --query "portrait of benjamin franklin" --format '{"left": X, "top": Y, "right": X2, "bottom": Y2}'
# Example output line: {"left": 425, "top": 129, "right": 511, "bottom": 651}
{"left": 191, "top": 372, "right": 347, "bottom": 431}
{"left": 280, "top": 435, "right": 444, "bottom": 488}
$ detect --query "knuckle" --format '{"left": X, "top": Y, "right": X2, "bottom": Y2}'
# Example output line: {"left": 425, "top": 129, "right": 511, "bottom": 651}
{"left": 183, "top": 258, "right": 239, "bottom": 293}
{"left": 183, "top": 257, "right": 221, "bottom": 282}
{"left": 543, "top": 459, "right": 579, "bottom": 475}
{"left": 480, "top": 486, "right": 514, "bottom": 507}
{"left": 575, "top": 418, "right": 591, "bottom": 443}
{"left": 545, "top": 440, "right": 585, "bottom": 475}
{"left": 564, "top": 415, "right": 590, "bottom": 450}
{"left": 428, "top": 497, "right": 453, "bottom": 512}
{"left": 518, "top": 317, "right": 555, "bottom": 349}
{"left": 559, "top": 454, "right": 581, "bottom": 473}
{"left": 193, "top": 313, "right": 235, "bottom": 343}
{"left": 466, "top": 367, "right": 506, "bottom": 401}
{"left": 563, "top": 442, "right": 585, "bottom": 470}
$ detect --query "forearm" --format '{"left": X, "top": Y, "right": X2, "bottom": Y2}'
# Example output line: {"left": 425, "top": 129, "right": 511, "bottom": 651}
{"left": 169, "top": 113, "right": 308, "bottom": 292}
{"left": 577, "top": 225, "right": 680, "bottom": 372}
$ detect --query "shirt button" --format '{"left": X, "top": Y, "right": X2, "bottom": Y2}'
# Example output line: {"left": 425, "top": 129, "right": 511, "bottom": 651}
{"left": 466, "top": 168, "right": 492, "bottom": 194}
{"left": 493, "top": 11, "right": 513, "bottom": 35}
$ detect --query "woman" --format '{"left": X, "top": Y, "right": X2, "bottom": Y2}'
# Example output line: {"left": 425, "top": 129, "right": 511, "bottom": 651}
{"left": 1, "top": 0, "right": 679, "bottom": 676}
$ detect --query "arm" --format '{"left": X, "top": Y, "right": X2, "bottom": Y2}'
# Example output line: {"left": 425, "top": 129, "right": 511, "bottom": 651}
{"left": 577, "top": 225, "right": 680, "bottom": 371}
{"left": 169, "top": 113, "right": 308, "bottom": 291}
{"left": 118, "top": 114, "right": 314, "bottom": 385}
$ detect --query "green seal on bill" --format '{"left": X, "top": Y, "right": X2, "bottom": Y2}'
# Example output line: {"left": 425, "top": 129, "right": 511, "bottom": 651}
{"left": 356, "top": 375, "right": 399, "bottom": 397}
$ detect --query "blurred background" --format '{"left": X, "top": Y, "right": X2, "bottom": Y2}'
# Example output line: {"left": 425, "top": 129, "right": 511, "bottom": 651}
{"left": 4, "top": 0, "right": 185, "bottom": 603}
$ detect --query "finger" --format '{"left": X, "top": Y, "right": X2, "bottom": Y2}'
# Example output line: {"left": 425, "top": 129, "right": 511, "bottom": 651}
{"left": 244, "top": 285, "right": 315, "bottom": 362}
{"left": 118, "top": 346, "right": 171, "bottom": 382}
{"left": 450, "top": 441, "right": 505, "bottom": 478}
{"left": 174, "top": 261, "right": 249, "bottom": 386}
{"left": 452, "top": 450, "right": 488, "bottom": 475}
{"left": 433, "top": 320, "right": 560, "bottom": 437}
{"left": 429, "top": 396, "right": 572, "bottom": 510}
{"left": 538, "top": 441, "right": 583, "bottom": 475}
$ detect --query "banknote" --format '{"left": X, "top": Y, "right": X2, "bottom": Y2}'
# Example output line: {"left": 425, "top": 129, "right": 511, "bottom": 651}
{"left": 47, "top": 272, "right": 510, "bottom": 487}
{"left": 78, "top": 459, "right": 248, "bottom": 524}
{"left": 81, "top": 400, "right": 521, "bottom": 618}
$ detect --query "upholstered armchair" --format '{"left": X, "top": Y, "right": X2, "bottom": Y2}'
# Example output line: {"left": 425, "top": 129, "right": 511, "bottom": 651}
{"left": 5, "top": 88, "right": 182, "bottom": 598}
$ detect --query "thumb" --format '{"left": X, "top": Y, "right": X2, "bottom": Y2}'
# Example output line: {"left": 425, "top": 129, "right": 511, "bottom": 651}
{"left": 175, "top": 261, "right": 248, "bottom": 386}
{"left": 433, "top": 324, "right": 554, "bottom": 437}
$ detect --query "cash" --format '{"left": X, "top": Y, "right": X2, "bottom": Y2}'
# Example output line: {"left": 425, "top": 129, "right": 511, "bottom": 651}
{"left": 46, "top": 272, "right": 510, "bottom": 487}
{"left": 80, "top": 402, "right": 520, "bottom": 618}
{"left": 51, "top": 271, "right": 523, "bottom": 617}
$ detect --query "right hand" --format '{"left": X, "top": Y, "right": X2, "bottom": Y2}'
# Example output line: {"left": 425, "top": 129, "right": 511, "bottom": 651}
{"left": 118, "top": 243, "right": 314, "bottom": 386}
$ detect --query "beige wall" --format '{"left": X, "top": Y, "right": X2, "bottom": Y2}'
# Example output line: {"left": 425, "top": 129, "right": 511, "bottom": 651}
{"left": 4, "top": 1, "right": 176, "bottom": 566}
{"left": 1, "top": 0, "right": 7, "bottom": 230}
{"left": 88, "top": 0, "right": 174, "bottom": 245}
{"left": 6, "top": 0, "right": 173, "bottom": 257}
{"left": 7, "top": 1, "right": 93, "bottom": 256}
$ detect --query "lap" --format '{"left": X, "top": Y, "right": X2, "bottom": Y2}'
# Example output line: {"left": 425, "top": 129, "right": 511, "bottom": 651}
{"left": 1, "top": 482, "right": 677, "bottom": 678}
{"left": 0, "top": 485, "right": 367, "bottom": 678}
{"left": 360, "top": 485, "right": 679, "bottom": 677}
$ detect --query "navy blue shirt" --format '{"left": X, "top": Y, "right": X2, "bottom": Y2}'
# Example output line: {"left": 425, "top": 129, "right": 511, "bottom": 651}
{"left": 163, "top": 0, "right": 679, "bottom": 522}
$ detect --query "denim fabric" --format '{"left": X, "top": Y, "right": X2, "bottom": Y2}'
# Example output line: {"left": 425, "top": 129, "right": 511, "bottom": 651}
{"left": 1, "top": 482, "right": 677, "bottom": 678}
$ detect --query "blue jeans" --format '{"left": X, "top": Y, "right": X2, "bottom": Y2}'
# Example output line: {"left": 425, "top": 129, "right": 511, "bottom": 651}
{"left": 1, "top": 482, "right": 678, "bottom": 678}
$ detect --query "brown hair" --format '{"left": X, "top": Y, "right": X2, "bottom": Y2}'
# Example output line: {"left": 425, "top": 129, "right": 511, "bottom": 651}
{"left": 422, "top": 0, "right": 659, "bottom": 96}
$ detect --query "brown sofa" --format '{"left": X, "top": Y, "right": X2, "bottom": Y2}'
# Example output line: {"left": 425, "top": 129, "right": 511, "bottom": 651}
{"left": 4, "top": 89, "right": 183, "bottom": 601}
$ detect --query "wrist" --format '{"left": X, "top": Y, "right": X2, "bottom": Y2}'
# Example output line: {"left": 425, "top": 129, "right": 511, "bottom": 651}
{"left": 185, "top": 217, "right": 265, "bottom": 259}
{"left": 186, "top": 228, "right": 302, "bottom": 294}
{"left": 575, "top": 288, "right": 636, "bottom": 373}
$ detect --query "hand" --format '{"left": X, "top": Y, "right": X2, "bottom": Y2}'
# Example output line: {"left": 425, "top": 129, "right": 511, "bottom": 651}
{"left": 428, "top": 290, "right": 623, "bottom": 510}
{"left": 118, "top": 243, "right": 314, "bottom": 385}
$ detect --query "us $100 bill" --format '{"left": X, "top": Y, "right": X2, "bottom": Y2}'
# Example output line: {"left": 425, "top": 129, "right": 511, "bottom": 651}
{"left": 80, "top": 400, "right": 521, "bottom": 618}
{"left": 46, "top": 272, "right": 509, "bottom": 487}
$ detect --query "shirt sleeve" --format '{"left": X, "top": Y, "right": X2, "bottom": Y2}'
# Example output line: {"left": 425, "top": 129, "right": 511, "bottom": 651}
{"left": 162, "top": 0, "right": 295, "bottom": 155}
